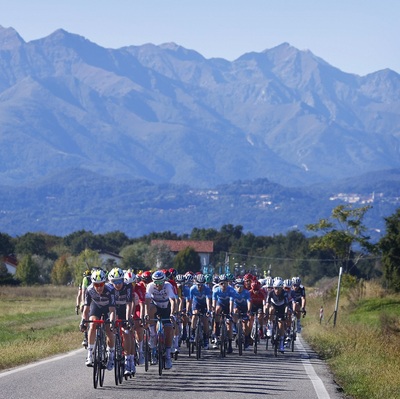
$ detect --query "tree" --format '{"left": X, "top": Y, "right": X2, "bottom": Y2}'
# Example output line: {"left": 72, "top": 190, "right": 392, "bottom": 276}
{"left": 0, "top": 232, "right": 15, "bottom": 256}
{"left": 15, "top": 233, "right": 47, "bottom": 257}
{"left": 306, "top": 204, "right": 374, "bottom": 274}
{"left": 173, "top": 247, "right": 201, "bottom": 274}
{"left": 145, "top": 243, "right": 173, "bottom": 270}
{"left": 51, "top": 255, "right": 72, "bottom": 285}
{"left": 71, "top": 248, "right": 102, "bottom": 285}
{"left": 120, "top": 242, "right": 149, "bottom": 272}
{"left": 15, "top": 254, "right": 40, "bottom": 285}
{"left": 379, "top": 208, "right": 400, "bottom": 292}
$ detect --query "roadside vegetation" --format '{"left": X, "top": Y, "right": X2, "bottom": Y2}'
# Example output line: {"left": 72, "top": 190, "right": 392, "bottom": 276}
{"left": 0, "top": 285, "right": 81, "bottom": 370}
{"left": 304, "top": 280, "right": 400, "bottom": 399}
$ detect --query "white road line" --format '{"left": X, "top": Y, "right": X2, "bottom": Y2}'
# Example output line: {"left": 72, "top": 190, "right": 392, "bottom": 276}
{"left": 0, "top": 349, "right": 83, "bottom": 378}
{"left": 296, "top": 337, "right": 331, "bottom": 399}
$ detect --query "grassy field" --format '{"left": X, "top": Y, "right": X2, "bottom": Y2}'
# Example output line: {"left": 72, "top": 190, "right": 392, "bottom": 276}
{"left": 303, "top": 281, "right": 400, "bottom": 399}
{"left": 0, "top": 285, "right": 82, "bottom": 370}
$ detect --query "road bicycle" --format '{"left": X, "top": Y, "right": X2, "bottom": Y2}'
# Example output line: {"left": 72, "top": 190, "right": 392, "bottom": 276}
{"left": 269, "top": 313, "right": 286, "bottom": 357}
{"left": 288, "top": 314, "right": 296, "bottom": 352}
{"left": 250, "top": 310, "right": 263, "bottom": 354}
{"left": 114, "top": 319, "right": 132, "bottom": 384}
{"left": 189, "top": 312, "right": 206, "bottom": 360}
{"left": 234, "top": 313, "right": 246, "bottom": 356}
{"left": 148, "top": 316, "right": 171, "bottom": 375}
{"left": 218, "top": 312, "right": 230, "bottom": 358}
{"left": 143, "top": 322, "right": 151, "bottom": 372}
{"left": 84, "top": 319, "right": 109, "bottom": 389}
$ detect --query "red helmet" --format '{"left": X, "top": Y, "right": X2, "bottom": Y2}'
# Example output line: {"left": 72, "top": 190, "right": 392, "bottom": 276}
{"left": 169, "top": 268, "right": 177, "bottom": 278}
{"left": 142, "top": 271, "right": 152, "bottom": 283}
{"left": 244, "top": 273, "right": 253, "bottom": 281}
{"left": 251, "top": 281, "right": 261, "bottom": 291}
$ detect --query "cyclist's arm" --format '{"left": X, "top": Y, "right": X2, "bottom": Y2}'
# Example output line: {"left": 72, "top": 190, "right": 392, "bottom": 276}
{"left": 108, "top": 306, "right": 116, "bottom": 324}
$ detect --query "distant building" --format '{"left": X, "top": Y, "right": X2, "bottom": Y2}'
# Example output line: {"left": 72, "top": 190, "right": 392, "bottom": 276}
{"left": 151, "top": 240, "right": 214, "bottom": 270}
{"left": 98, "top": 251, "right": 123, "bottom": 267}
{"left": 2, "top": 255, "right": 18, "bottom": 275}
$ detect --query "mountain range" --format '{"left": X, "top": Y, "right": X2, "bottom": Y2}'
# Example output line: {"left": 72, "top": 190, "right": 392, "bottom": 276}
{"left": 0, "top": 26, "right": 399, "bottom": 238}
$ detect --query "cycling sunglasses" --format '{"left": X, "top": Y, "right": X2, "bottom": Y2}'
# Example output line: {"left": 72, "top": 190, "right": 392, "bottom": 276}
{"left": 113, "top": 278, "right": 124, "bottom": 285}
{"left": 94, "top": 282, "right": 105, "bottom": 288}
{"left": 154, "top": 280, "right": 164, "bottom": 285}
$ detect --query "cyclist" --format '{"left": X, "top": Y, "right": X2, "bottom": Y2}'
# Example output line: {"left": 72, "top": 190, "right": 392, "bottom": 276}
{"left": 145, "top": 270, "right": 177, "bottom": 370}
{"left": 76, "top": 268, "right": 92, "bottom": 347}
{"left": 243, "top": 273, "right": 253, "bottom": 291}
{"left": 266, "top": 277, "right": 289, "bottom": 353}
{"left": 80, "top": 269, "right": 116, "bottom": 370}
{"left": 166, "top": 268, "right": 180, "bottom": 356}
{"left": 249, "top": 280, "right": 266, "bottom": 339}
{"left": 291, "top": 276, "right": 306, "bottom": 333}
{"left": 230, "top": 277, "right": 252, "bottom": 350}
{"left": 107, "top": 267, "right": 135, "bottom": 376}
{"left": 176, "top": 273, "right": 189, "bottom": 343}
{"left": 212, "top": 274, "right": 236, "bottom": 353}
{"left": 188, "top": 273, "right": 212, "bottom": 349}
{"left": 283, "top": 278, "right": 294, "bottom": 346}
{"left": 128, "top": 270, "right": 146, "bottom": 366}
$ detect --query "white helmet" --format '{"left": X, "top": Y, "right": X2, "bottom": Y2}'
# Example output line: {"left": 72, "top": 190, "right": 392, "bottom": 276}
{"left": 273, "top": 276, "right": 284, "bottom": 288}
{"left": 124, "top": 270, "right": 137, "bottom": 284}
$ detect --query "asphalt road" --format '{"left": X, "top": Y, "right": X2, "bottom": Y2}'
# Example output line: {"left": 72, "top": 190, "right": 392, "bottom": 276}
{"left": 0, "top": 336, "right": 345, "bottom": 399}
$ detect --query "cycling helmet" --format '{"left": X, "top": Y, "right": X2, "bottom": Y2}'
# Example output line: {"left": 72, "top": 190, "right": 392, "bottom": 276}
{"left": 235, "top": 277, "right": 244, "bottom": 286}
{"left": 226, "top": 272, "right": 234, "bottom": 281}
{"left": 219, "top": 274, "right": 228, "bottom": 282}
{"left": 141, "top": 270, "right": 152, "bottom": 284}
{"left": 205, "top": 274, "right": 213, "bottom": 284}
{"left": 273, "top": 276, "right": 284, "bottom": 288}
{"left": 185, "top": 271, "right": 194, "bottom": 277}
{"left": 176, "top": 274, "right": 185, "bottom": 284}
{"left": 251, "top": 281, "right": 261, "bottom": 291}
{"left": 124, "top": 270, "right": 137, "bottom": 284}
{"left": 243, "top": 273, "right": 253, "bottom": 281}
{"left": 265, "top": 277, "right": 273, "bottom": 288}
{"left": 108, "top": 267, "right": 124, "bottom": 282}
{"left": 91, "top": 269, "right": 107, "bottom": 283}
{"left": 292, "top": 276, "right": 301, "bottom": 286}
{"left": 185, "top": 274, "right": 194, "bottom": 283}
{"left": 195, "top": 274, "right": 206, "bottom": 284}
{"left": 169, "top": 268, "right": 177, "bottom": 278}
{"left": 83, "top": 269, "right": 91, "bottom": 277}
{"left": 283, "top": 279, "right": 292, "bottom": 289}
{"left": 213, "top": 275, "right": 220, "bottom": 284}
{"left": 152, "top": 270, "right": 166, "bottom": 282}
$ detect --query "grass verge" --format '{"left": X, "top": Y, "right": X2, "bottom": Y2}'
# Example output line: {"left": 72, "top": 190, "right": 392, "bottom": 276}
{"left": 304, "top": 282, "right": 400, "bottom": 399}
{"left": 0, "top": 285, "right": 82, "bottom": 370}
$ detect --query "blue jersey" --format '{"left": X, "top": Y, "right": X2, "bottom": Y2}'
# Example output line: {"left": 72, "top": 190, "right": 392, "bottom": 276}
{"left": 231, "top": 288, "right": 250, "bottom": 308}
{"left": 212, "top": 285, "right": 236, "bottom": 307}
{"left": 189, "top": 284, "right": 211, "bottom": 310}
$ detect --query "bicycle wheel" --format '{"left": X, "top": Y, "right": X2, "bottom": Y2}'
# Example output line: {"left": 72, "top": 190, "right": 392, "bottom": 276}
{"left": 158, "top": 330, "right": 164, "bottom": 376}
{"left": 253, "top": 318, "right": 259, "bottom": 354}
{"left": 99, "top": 333, "right": 106, "bottom": 387}
{"left": 195, "top": 320, "right": 202, "bottom": 360}
{"left": 93, "top": 334, "right": 101, "bottom": 389}
{"left": 144, "top": 328, "right": 150, "bottom": 372}
{"left": 273, "top": 320, "right": 278, "bottom": 357}
{"left": 220, "top": 320, "right": 227, "bottom": 358}
{"left": 114, "top": 333, "right": 122, "bottom": 385}
{"left": 237, "top": 321, "right": 243, "bottom": 356}
{"left": 291, "top": 318, "right": 296, "bottom": 352}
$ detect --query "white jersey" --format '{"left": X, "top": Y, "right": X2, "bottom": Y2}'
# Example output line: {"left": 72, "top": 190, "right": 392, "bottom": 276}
{"left": 146, "top": 281, "right": 175, "bottom": 309}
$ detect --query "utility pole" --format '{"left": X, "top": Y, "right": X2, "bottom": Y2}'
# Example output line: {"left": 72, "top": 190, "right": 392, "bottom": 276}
{"left": 333, "top": 266, "right": 343, "bottom": 327}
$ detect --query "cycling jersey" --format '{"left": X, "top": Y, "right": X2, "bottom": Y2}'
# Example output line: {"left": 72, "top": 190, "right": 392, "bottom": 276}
{"left": 212, "top": 285, "right": 236, "bottom": 307}
{"left": 189, "top": 284, "right": 211, "bottom": 312}
{"left": 231, "top": 288, "right": 251, "bottom": 311}
{"left": 85, "top": 283, "right": 116, "bottom": 308}
{"left": 291, "top": 285, "right": 306, "bottom": 303}
{"left": 146, "top": 281, "right": 175, "bottom": 309}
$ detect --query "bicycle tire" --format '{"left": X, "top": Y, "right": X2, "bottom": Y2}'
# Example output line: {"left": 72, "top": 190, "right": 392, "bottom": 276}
{"left": 291, "top": 318, "right": 296, "bottom": 352}
{"left": 237, "top": 321, "right": 243, "bottom": 356}
{"left": 144, "top": 328, "right": 150, "bottom": 372}
{"left": 114, "top": 333, "right": 122, "bottom": 385}
{"left": 99, "top": 333, "right": 106, "bottom": 387}
{"left": 220, "top": 318, "right": 227, "bottom": 358}
{"left": 157, "top": 322, "right": 164, "bottom": 377}
{"left": 196, "top": 318, "right": 202, "bottom": 360}
{"left": 273, "top": 319, "right": 278, "bottom": 357}
{"left": 253, "top": 318, "right": 259, "bottom": 354}
{"left": 93, "top": 335, "right": 100, "bottom": 389}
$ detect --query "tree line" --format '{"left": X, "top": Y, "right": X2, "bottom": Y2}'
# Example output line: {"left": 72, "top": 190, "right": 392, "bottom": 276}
{"left": 1, "top": 205, "right": 400, "bottom": 292}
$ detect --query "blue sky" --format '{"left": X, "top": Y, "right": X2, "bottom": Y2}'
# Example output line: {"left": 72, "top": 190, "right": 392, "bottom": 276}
{"left": 1, "top": 0, "right": 399, "bottom": 76}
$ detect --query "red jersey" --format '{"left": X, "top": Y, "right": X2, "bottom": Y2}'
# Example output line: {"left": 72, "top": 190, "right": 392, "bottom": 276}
{"left": 250, "top": 289, "right": 266, "bottom": 306}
